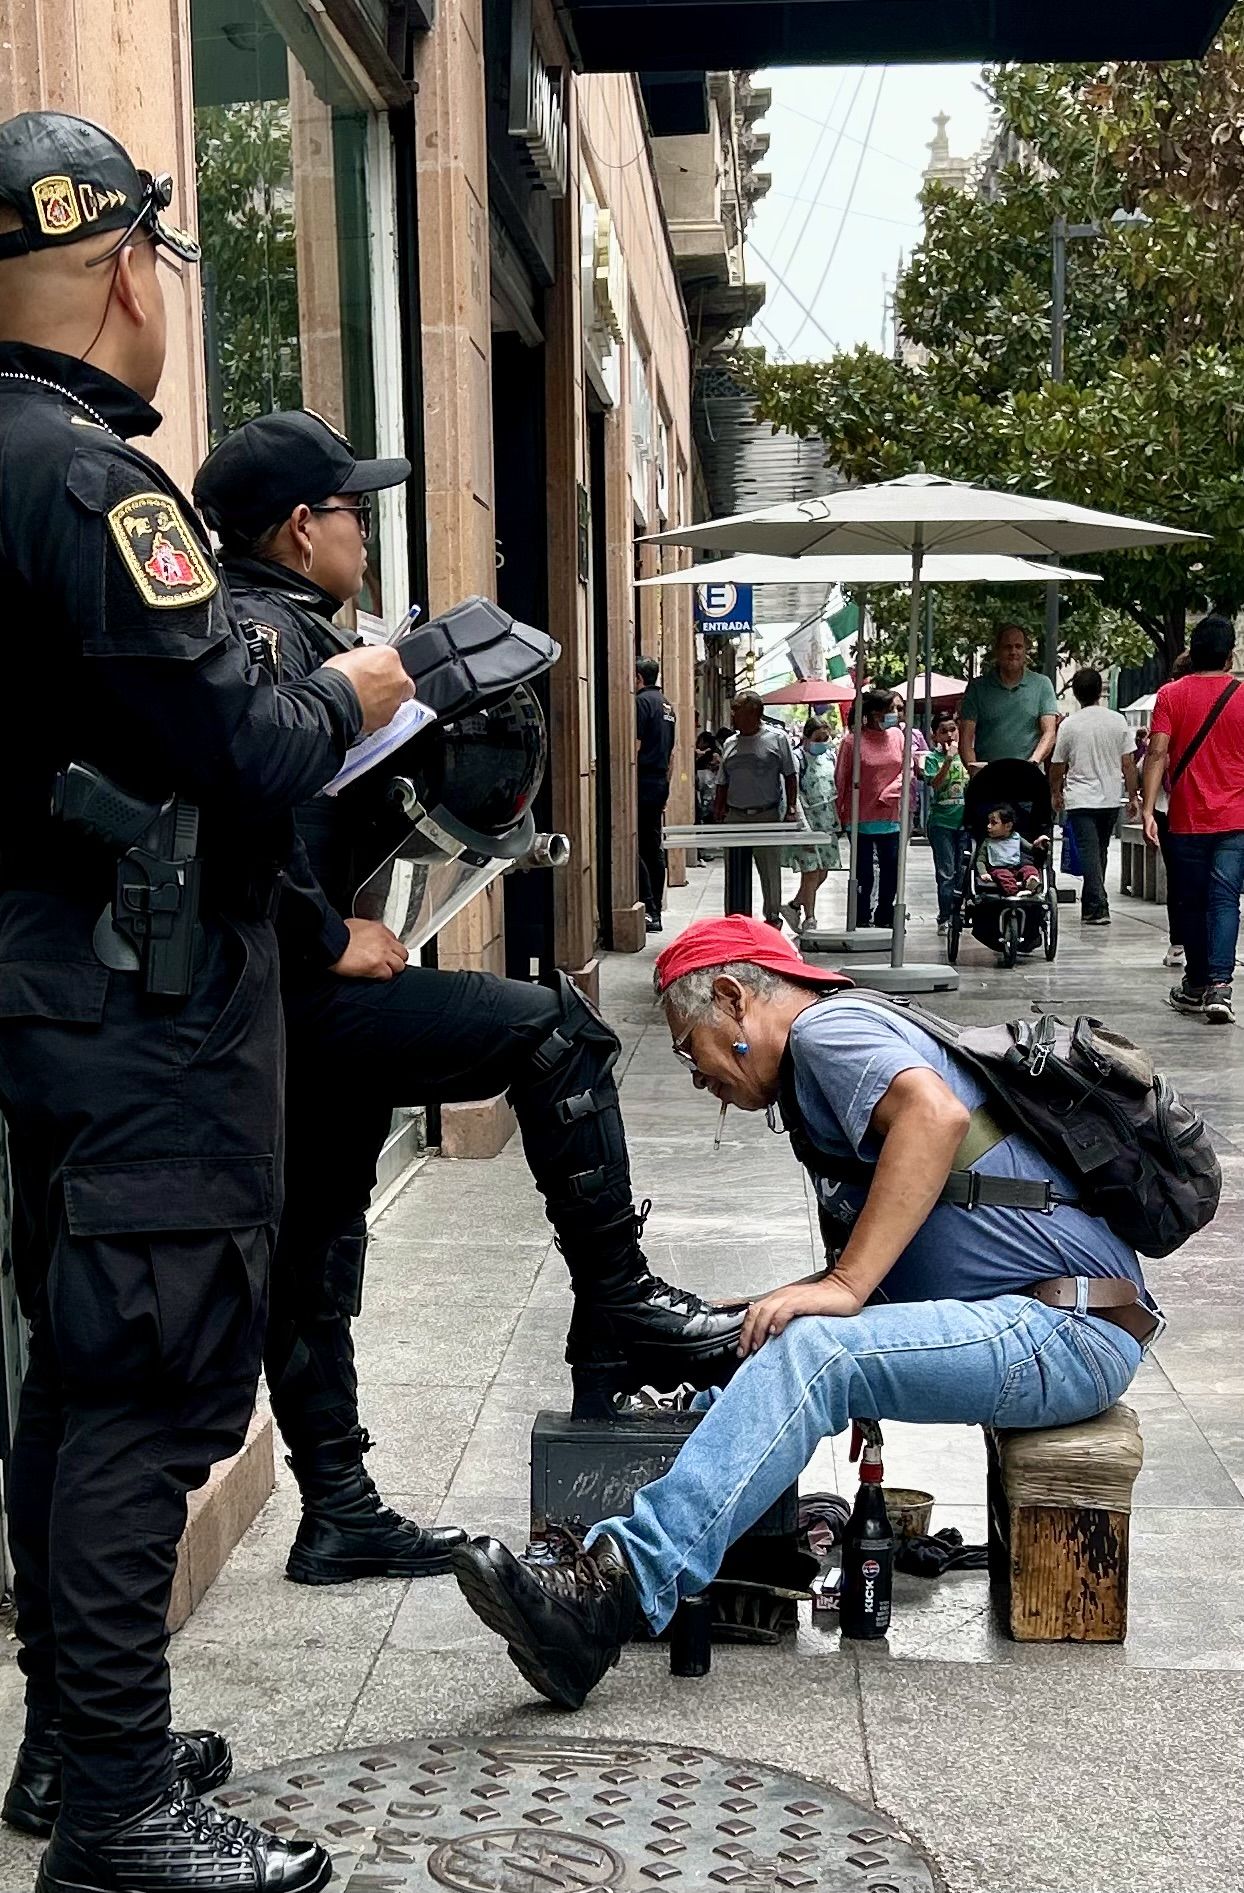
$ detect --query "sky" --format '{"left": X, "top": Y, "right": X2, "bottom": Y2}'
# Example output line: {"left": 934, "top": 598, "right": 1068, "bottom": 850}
{"left": 743, "top": 63, "right": 993, "bottom": 361}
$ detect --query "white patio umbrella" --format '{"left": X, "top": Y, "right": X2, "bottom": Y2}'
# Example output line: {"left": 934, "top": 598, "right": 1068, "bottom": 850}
{"left": 636, "top": 552, "right": 1102, "bottom": 588}
{"left": 652, "top": 474, "right": 1203, "bottom": 985}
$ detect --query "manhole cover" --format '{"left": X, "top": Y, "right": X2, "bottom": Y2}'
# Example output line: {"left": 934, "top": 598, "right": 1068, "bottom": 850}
{"left": 213, "top": 1737, "right": 935, "bottom": 1890}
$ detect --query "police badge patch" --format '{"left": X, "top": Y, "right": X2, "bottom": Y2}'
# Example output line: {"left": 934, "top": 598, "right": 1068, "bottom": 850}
{"left": 106, "top": 493, "right": 218, "bottom": 609}
{"left": 32, "top": 175, "right": 82, "bottom": 238}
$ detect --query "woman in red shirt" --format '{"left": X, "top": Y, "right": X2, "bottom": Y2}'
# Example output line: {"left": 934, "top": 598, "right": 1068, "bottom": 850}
{"left": 1143, "top": 615, "right": 1244, "bottom": 1024}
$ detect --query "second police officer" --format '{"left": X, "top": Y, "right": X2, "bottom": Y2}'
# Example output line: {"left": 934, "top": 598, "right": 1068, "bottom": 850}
{"left": 192, "top": 410, "right": 748, "bottom": 1585}
{"left": 0, "top": 114, "right": 411, "bottom": 1893}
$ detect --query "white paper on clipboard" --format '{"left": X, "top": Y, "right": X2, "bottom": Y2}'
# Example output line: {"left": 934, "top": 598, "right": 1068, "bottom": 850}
{"left": 321, "top": 696, "right": 437, "bottom": 797}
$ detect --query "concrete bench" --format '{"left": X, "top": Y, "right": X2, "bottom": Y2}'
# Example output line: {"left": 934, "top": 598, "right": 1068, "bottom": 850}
{"left": 1118, "top": 821, "right": 1166, "bottom": 904}
{"left": 985, "top": 1403, "right": 1143, "bottom": 1642}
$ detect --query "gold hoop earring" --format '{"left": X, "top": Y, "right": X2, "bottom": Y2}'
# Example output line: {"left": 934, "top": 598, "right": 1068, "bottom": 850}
{"left": 302, "top": 547, "right": 313, "bottom": 576}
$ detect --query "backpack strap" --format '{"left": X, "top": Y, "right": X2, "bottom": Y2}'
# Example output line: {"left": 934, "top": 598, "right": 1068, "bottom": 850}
{"left": 1170, "top": 678, "right": 1241, "bottom": 789}
{"left": 783, "top": 992, "right": 1062, "bottom": 1214}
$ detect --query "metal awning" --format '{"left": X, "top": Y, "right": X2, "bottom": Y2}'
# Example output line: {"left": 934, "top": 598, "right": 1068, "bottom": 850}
{"left": 554, "top": 0, "right": 1233, "bottom": 72}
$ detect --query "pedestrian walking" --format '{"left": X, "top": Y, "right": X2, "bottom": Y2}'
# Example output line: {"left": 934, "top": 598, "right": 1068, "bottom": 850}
{"left": 922, "top": 711, "right": 969, "bottom": 932}
{"left": 1137, "top": 651, "right": 1192, "bottom": 968}
{"left": 635, "top": 655, "right": 676, "bottom": 932}
{"left": 959, "top": 625, "right": 1059, "bottom": 772}
{"left": 0, "top": 111, "right": 410, "bottom": 1893}
{"left": 780, "top": 718, "right": 841, "bottom": 934}
{"left": 1143, "top": 615, "right": 1244, "bottom": 1025}
{"left": 834, "top": 690, "right": 906, "bottom": 927}
{"left": 1049, "top": 668, "right": 1139, "bottom": 927}
{"left": 714, "top": 692, "right": 799, "bottom": 925}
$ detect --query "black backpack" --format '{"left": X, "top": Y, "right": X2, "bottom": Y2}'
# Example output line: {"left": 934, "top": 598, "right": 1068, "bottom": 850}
{"left": 781, "top": 993, "right": 1220, "bottom": 1259}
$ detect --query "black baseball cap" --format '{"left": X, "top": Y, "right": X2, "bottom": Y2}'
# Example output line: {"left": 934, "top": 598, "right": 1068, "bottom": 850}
{"left": 194, "top": 410, "right": 411, "bottom": 541}
{"left": 0, "top": 112, "right": 200, "bottom": 263}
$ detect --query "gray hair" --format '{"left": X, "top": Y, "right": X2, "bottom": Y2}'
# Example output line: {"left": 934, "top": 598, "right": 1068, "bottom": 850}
{"left": 657, "top": 959, "right": 803, "bottom": 1022}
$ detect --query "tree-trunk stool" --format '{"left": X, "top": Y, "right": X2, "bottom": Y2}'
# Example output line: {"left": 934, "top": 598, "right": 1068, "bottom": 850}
{"left": 985, "top": 1403, "right": 1143, "bottom": 1642}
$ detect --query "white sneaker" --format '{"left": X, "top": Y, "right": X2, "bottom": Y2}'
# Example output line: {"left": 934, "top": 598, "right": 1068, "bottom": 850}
{"left": 779, "top": 902, "right": 803, "bottom": 934}
{"left": 1163, "top": 945, "right": 1185, "bottom": 968}
{"left": 800, "top": 914, "right": 818, "bottom": 935}
{"left": 937, "top": 921, "right": 948, "bottom": 936}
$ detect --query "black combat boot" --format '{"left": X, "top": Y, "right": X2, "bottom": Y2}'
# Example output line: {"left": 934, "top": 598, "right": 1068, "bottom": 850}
{"left": 562, "top": 1207, "right": 747, "bottom": 1417}
{"left": 452, "top": 1528, "right": 640, "bottom": 1709}
{"left": 36, "top": 1789, "right": 331, "bottom": 1893}
{"left": 284, "top": 1426, "right": 466, "bottom": 1584}
{"left": 4, "top": 1723, "right": 232, "bottom": 1839}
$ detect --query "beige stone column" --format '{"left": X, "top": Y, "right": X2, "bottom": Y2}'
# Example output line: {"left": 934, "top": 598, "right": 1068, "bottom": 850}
{"left": 603, "top": 400, "right": 644, "bottom": 952}
{"left": 0, "top": 0, "right": 208, "bottom": 491}
{"left": 543, "top": 89, "right": 598, "bottom": 986}
{"left": 412, "top": 0, "right": 506, "bottom": 982}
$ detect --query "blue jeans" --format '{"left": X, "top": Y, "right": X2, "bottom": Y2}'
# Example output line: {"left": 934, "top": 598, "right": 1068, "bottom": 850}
{"left": 588, "top": 1294, "right": 1143, "bottom": 1632}
{"left": 928, "top": 822, "right": 962, "bottom": 923}
{"left": 1165, "top": 829, "right": 1244, "bottom": 987}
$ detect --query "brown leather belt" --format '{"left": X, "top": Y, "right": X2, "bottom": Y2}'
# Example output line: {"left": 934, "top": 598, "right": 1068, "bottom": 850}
{"left": 1028, "top": 1276, "right": 1160, "bottom": 1349}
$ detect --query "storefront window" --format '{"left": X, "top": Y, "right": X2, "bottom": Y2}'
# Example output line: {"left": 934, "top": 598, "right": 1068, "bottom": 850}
{"left": 191, "top": 0, "right": 386, "bottom": 610}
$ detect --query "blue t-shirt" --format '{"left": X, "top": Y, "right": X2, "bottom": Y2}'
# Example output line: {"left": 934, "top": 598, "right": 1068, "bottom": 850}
{"left": 789, "top": 997, "right": 1144, "bottom": 1303}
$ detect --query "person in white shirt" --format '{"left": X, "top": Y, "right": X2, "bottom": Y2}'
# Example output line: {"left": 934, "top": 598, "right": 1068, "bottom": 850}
{"left": 1050, "top": 668, "right": 1140, "bottom": 926}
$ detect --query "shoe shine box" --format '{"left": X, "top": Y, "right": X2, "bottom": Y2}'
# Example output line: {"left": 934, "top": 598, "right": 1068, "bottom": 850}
{"left": 530, "top": 1407, "right": 797, "bottom": 1541}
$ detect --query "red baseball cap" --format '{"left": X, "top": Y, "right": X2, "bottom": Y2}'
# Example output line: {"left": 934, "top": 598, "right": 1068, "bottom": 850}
{"left": 654, "top": 916, "right": 852, "bottom": 996}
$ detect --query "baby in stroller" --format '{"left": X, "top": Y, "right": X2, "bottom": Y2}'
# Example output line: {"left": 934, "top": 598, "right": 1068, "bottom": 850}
{"left": 947, "top": 760, "right": 1059, "bottom": 967}
{"left": 974, "top": 802, "right": 1048, "bottom": 898}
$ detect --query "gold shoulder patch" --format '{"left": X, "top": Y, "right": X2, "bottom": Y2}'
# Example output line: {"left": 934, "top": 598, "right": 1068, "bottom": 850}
{"left": 106, "top": 492, "right": 218, "bottom": 610}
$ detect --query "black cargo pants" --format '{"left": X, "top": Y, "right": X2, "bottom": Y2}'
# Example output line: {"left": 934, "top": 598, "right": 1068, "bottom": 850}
{"left": 0, "top": 893, "right": 281, "bottom": 1820}
{"left": 270, "top": 963, "right": 632, "bottom": 1449}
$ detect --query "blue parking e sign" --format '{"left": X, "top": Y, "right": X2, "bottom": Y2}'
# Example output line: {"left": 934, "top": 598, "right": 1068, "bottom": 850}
{"left": 694, "top": 581, "right": 753, "bottom": 638}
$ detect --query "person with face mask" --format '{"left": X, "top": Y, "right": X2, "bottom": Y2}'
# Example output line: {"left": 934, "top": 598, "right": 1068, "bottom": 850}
{"left": 780, "top": 719, "right": 840, "bottom": 935}
{"left": 0, "top": 114, "right": 411, "bottom": 1893}
{"left": 834, "top": 691, "right": 906, "bottom": 928}
{"left": 192, "top": 413, "right": 747, "bottom": 1590}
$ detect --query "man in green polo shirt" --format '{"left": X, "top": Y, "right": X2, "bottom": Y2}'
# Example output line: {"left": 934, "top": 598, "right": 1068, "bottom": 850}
{"left": 959, "top": 624, "right": 1059, "bottom": 773}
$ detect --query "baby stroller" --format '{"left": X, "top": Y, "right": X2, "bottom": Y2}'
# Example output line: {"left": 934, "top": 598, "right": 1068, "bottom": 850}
{"left": 946, "top": 759, "right": 1058, "bottom": 969}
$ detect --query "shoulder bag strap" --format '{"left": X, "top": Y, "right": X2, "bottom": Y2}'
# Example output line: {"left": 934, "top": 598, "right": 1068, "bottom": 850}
{"left": 1170, "top": 679, "right": 1241, "bottom": 789}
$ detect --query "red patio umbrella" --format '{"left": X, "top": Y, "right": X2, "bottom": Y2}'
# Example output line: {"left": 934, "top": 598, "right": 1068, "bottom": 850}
{"left": 759, "top": 677, "right": 857, "bottom": 706}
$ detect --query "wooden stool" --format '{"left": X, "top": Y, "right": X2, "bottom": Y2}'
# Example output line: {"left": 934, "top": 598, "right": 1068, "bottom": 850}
{"left": 986, "top": 1403, "right": 1143, "bottom": 1642}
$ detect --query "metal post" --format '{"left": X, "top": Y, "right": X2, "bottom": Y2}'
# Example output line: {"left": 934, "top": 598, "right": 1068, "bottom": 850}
{"left": 890, "top": 534, "right": 924, "bottom": 968}
{"left": 922, "top": 589, "right": 934, "bottom": 736}
{"left": 845, "top": 591, "right": 866, "bottom": 932}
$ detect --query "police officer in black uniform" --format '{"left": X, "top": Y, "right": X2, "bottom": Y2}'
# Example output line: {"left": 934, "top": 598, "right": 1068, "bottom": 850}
{"left": 0, "top": 116, "right": 411, "bottom": 1893}
{"left": 191, "top": 410, "right": 748, "bottom": 1585}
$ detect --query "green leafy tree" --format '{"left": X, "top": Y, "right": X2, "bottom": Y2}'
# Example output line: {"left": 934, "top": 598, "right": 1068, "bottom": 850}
{"left": 742, "top": 19, "right": 1244, "bottom": 675}
{"left": 195, "top": 101, "right": 301, "bottom": 437}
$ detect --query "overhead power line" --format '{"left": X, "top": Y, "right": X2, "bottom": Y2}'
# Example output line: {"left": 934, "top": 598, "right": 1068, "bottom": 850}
{"left": 747, "top": 241, "right": 839, "bottom": 354}
{"left": 768, "top": 70, "right": 849, "bottom": 258}
{"left": 786, "top": 67, "right": 888, "bottom": 353}
{"left": 770, "top": 66, "right": 867, "bottom": 291}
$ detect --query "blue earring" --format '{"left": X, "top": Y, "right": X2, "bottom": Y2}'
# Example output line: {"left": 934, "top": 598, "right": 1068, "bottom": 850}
{"left": 732, "top": 1040, "right": 749, "bottom": 1055}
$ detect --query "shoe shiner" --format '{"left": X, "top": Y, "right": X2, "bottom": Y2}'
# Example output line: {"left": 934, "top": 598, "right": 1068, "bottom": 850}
{"left": 454, "top": 916, "right": 1160, "bottom": 1707}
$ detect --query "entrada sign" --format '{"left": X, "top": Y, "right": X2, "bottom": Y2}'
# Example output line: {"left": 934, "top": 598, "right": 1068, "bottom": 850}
{"left": 694, "top": 581, "right": 753, "bottom": 638}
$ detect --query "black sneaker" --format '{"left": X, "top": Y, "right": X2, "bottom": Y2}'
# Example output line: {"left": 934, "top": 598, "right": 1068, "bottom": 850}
{"left": 1204, "top": 984, "right": 1236, "bottom": 1025}
{"left": 1168, "top": 983, "right": 1208, "bottom": 1018}
{"left": 35, "top": 1789, "right": 330, "bottom": 1893}
{"left": 645, "top": 915, "right": 664, "bottom": 934}
{"left": 4, "top": 1728, "right": 232, "bottom": 1839}
{"left": 452, "top": 1528, "right": 640, "bottom": 1709}
{"left": 1083, "top": 913, "right": 1112, "bottom": 926}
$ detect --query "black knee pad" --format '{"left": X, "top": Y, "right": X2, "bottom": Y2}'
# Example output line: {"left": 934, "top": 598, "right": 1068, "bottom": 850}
{"left": 508, "top": 972, "right": 632, "bottom": 1227}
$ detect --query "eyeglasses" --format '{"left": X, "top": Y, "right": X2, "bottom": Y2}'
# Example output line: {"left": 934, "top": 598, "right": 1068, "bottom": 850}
{"left": 311, "top": 499, "right": 373, "bottom": 537}
{"left": 671, "top": 1024, "right": 699, "bottom": 1069}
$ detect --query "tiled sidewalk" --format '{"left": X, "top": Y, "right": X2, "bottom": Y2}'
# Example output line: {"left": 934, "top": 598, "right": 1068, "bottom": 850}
{"left": 1, "top": 846, "right": 1241, "bottom": 1892}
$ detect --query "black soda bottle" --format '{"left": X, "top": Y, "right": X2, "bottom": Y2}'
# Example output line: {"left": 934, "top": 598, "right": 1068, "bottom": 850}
{"left": 839, "top": 1438, "right": 894, "bottom": 1640}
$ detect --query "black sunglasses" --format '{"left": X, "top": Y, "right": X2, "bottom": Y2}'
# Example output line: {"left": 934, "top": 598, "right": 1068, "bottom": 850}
{"left": 311, "top": 498, "right": 373, "bottom": 537}
{"left": 88, "top": 172, "right": 200, "bottom": 267}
